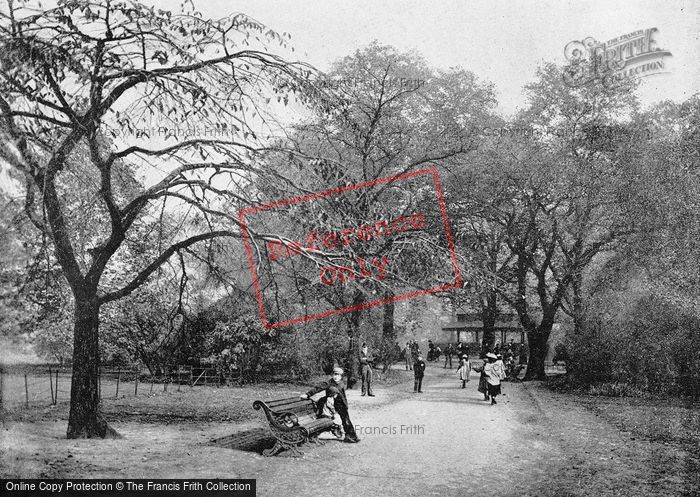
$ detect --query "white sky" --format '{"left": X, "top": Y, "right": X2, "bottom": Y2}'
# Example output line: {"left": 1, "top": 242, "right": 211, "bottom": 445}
{"left": 142, "top": 0, "right": 699, "bottom": 116}
{"left": 1, "top": 0, "right": 697, "bottom": 192}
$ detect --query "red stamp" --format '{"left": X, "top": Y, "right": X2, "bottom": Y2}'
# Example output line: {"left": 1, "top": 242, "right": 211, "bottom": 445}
{"left": 239, "top": 166, "right": 462, "bottom": 329}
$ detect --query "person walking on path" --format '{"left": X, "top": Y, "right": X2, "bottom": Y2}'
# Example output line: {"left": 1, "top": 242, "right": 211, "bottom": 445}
{"left": 457, "top": 354, "right": 471, "bottom": 388}
{"left": 359, "top": 343, "right": 375, "bottom": 396}
{"left": 301, "top": 366, "right": 360, "bottom": 443}
{"left": 413, "top": 354, "right": 426, "bottom": 393}
{"left": 484, "top": 353, "right": 506, "bottom": 405}
{"left": 444, "top": 343, "right": 454, "bottom": 369}
{"left": 473, "top": 358, "right": 490, "bottom": 401}
{"left": 404, "top": 342, "right": 413, "bottom": 370}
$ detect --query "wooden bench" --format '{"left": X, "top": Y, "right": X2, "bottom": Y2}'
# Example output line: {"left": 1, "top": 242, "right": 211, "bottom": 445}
{"left": 253, "top": 397, "right": 335, "bottom": 456}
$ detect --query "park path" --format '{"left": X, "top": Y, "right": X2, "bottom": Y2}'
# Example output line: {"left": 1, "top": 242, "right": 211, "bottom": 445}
{"left": 244, "top": 364, "right": 564, "bottom": 497}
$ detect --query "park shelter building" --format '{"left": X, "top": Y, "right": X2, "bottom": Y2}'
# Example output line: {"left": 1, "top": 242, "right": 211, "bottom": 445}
{"left": 441, "top": 309, "right": 524, "bottom": 345}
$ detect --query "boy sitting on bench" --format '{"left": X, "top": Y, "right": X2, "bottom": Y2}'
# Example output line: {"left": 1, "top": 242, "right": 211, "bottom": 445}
{"left": 316, "top": 386, "right": 344, "bottom": 439}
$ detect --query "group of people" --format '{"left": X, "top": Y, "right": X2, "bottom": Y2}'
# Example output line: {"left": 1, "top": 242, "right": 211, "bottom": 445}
{"left": 300, "top": 341, "right": 517, "bottom": 446}
{"left": 484, "top": 340, "right": 526, "bottom": 382}
{"left": 493, "top": 339, "right": 527, "bottom": 365}
{"left": 427, "top": 340, "right": 441, "bottom": 361}
{"left": 472, "top": 352, "right": 507, "bottom": 404}
{"left": 409, "top": 340, "right": 512, "bottom": 404}
{"left": 443, "top": 341, "right": 470, "bottom": 369}
{"left": 453, "top": 350, "right": 508, "bottom": 404}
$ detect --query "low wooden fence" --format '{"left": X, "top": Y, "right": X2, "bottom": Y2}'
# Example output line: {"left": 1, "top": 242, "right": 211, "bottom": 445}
{"left": 0, "top": 364, "right": 231, "bottom": 410}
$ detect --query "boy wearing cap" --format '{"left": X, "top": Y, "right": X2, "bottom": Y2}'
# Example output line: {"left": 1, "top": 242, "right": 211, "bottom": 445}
{"left": 413, "top": 354, "right": 426, "bottom": 393}
{"left": 316, "top": 386, "right": 343, "bottom": 439}
{"left": 301, "top": 367, "right": 360, "bottom": 443}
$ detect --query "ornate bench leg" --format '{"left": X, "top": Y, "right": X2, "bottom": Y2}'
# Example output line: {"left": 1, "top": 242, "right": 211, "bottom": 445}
{"left": 288, "top": 445, "right": 304, "bottom": 457}
{"left": 263, "top": 439, "right": 305, "bottom": 457}
{"left": 308, "top": 434, "right": 325, "bottom": 445}
{"left": 262, "top": 440, "right": 285, "bottom": 457}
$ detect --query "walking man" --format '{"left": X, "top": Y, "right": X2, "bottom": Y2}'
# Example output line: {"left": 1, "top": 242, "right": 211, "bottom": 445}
{"left": 413, "top": 353, "right": 426, "bottom": 393}
{"left": 404, "top": 342, "right": 413, "bottom": 370}
{"left": 444, "top": 343, "right": 454, "bottom": 369}
{"left": 359, "top": 343, "right": 374, "bottom": 396}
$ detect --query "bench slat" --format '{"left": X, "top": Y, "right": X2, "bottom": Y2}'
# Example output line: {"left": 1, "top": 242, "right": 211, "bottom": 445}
{"left": 305, "top": 418, "right": 334, "bottom": 433}
{"left": 266, "top": 397, "right": 308, "bottom": 408}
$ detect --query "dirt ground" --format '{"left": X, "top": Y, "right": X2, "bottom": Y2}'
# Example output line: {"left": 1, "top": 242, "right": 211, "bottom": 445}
{"left": 1, "top": 363, "right": 698, "bottom": 497}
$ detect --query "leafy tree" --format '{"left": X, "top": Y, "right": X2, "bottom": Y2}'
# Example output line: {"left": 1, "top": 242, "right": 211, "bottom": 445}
{"left": 100, "top": 277, "right": 185, "bottom": 376}
{"left": 566, "top": 95, "right": 700, "bottom": 394}
{"left": 253, "top": 43, "right": 497, "bottom": 384}
{"left": 0, "top": 0, "right": 318, "bottom": 438}
{"left": 451, "top": 62, "right": 641, "bottom": 379}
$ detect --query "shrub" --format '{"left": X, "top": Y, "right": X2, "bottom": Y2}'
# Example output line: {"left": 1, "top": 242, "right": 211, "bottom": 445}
{"left": 567, "top": 294, "right": 700, "bottom": 398}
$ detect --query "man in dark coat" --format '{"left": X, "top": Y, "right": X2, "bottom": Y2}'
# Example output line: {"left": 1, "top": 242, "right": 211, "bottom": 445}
{"left": 444, "top": 343, "right": 454, "bottom": 369}
{"left": 410, "top": 340, "right": 420, "bottom": 363}
{"left": 301, "top": 367, "right": 359, "bottom": 442}
{"left": 404, "top": 342, "right": 413, "bottom": 370}
{"left": 359, "top": 343, "right": 375, "bottom": 396}
{"left": 413, "top": 354, "right": 426, "bottom": 393}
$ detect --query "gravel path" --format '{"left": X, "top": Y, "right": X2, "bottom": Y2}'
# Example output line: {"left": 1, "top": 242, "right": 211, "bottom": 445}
{"left": 246, "top": 364, "right": 552, "bottom": 497}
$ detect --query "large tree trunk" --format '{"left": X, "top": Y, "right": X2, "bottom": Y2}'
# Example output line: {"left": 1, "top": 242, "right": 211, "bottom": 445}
{"left": 571, "top": 274, "right": 584, "bottom": 336}
{"left": 481, "top": 291, "right": 497, "bottom": 353}
{"left": 345, "top": 289, "right": 364, "bottom": 389}
{"left": 67, "top": 294, "right": 121, "bottom": 439}
{"left": 523, "top": 324, "right": 552, "bottom": 381}
{"left": 381, "top": 289, "right": 395, "bottom": 372}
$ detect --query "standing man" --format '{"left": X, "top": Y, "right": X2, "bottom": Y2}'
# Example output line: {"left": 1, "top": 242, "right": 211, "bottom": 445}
{"left": 359, "top": 343, "right": 375, "bottom": 396}
{"left": 444, "top": 343, "right": 454, "bottom": 369}
{"left": 410, "top": 340, "right": 420, "bottom": 363}
{"left": 301, "top": 367, "right": 360, "bottom": 443}
{"left": 404, "top": 342, "right": 413, "bottom": 370}
{"left": 413, "top": 353, "right": 426, "bottom": 393}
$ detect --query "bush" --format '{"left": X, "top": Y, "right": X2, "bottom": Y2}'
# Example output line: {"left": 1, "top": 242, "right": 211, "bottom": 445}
{"left": 567, "top": 294, "right": 700, "bottom": 398}
{"left": 586, "top": 382, "right": 647, "bottom": 397}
